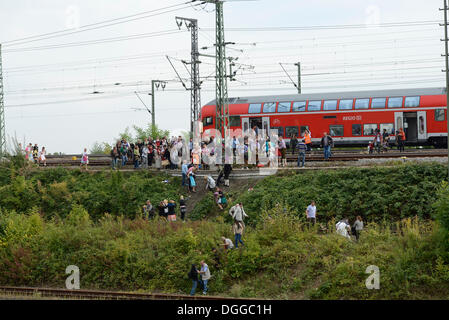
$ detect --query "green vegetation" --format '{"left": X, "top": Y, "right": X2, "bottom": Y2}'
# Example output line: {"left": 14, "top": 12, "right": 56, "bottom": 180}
{"left": 235, "top": 163, "right": 447, "bottom": 226}
{"left": 0, "top": 165, "right": 182, "bottom": 220}
{"left": 1, "top": 160, "right": 449, "bottom": 299}
{"left": 0, "top": 207, "right": 448, "bottom": 299}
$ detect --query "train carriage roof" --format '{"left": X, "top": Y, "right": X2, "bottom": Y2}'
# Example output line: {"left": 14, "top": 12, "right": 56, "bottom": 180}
{"left": 204, "top": 87, "right": 446, "bottom": 106}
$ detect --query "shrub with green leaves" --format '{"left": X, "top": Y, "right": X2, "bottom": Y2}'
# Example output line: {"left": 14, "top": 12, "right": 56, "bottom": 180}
{"left": 235, "top": 163, "right": 447, "bottom": 226}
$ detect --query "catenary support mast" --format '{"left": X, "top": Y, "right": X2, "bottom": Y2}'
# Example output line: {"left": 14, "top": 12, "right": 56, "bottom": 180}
{"left": 203, "top": 0, "right": 230, "bottom": 136}
{"left": 441, "top": 0, "right": 449, "bottom": 177}
{"left": 0, "top": 44, "right": 6, "bottom": 158}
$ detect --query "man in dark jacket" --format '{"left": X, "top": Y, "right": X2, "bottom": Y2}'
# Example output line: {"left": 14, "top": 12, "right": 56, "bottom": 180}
{"left": 320, "top": 132, "right": 334, "bottom": 160}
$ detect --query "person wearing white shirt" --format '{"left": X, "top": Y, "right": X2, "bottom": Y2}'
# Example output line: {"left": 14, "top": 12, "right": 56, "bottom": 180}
{"left": 229, "top": 203, "right": 249, "bottom": 227}
{"left": 221, "top": 237, "right": 234, "bottom": 250}
{"left": 336, "top": 219, "right": 351, "bottom": 239}
{"left": 305, "top": 201, "right": 317, "bottom": 225}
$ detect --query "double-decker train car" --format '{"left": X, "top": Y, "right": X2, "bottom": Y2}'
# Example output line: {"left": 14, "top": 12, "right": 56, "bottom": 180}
{"left": 200, "top": 87, "right": 448, "bottom": 147}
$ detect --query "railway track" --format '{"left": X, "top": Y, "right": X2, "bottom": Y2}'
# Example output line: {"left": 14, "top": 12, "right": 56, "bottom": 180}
{"left": 41, "top": 149, "right": 448, "bottom": 167}
{"left": 0, "top": 286, "right": 248, "bottom": 300}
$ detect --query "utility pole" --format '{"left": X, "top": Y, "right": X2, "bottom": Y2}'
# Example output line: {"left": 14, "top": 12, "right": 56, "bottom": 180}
{"left": 150, "top": 80, "right": 167, "bottom": 129}
{"left": 441, "top": 0, "right": 449, "bottom": 177}
{"left": 175, "top": 17, "right": 201, "bottom": 137}
{"left": 203, "top": 0, "right": 230, "bottom": 136}
{"left": 0, "top": 44, "right": 5, "bottom": 158}
{"left": 280, "top": 62, "right": 301, "bottom": 94}
{"left": 294, "top": 62, "right": 301, "bottom": 94}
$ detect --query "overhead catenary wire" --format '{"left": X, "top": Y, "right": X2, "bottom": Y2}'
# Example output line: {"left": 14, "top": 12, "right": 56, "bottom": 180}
{"left": 2, "top": 1, "right": 197, "bottom": 47}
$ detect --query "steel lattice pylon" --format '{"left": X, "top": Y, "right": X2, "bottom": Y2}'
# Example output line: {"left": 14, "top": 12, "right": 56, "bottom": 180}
{"left": 204, "top": 0, "right": 229, "bottom": 136}
{"left": 0, "top": 44, "right": 6, "bottom": 158}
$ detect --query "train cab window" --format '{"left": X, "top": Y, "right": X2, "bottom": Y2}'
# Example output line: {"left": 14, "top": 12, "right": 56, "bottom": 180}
{"left": 292, "top": 101, "right": 306, "bottom": 112}
{"left": 248, "top": 103, "right": 262, "bottom": 114}
{"left": 308, "top": 100, "right": 322, "bottom": 111}
{"left": 435, "top": 109, "right": 446, "bottom": 121}
{"left": 405, "top": 96, "right": 420, "bottom": 108}
{"left": 339, "top": 99, "right": 354, "bottom": 110}
{"left": 229, "top": 116, "right": 241, "bottom": 127}
{"left": 263, "top": 102, "right": 277, "bottom": 113}
{"left": 371, "top": 98, "right": 386, "bottom": 109}
{"left": 278, "top": 102, "right": 291, "bottom": 112}
{"left": 323, "top": 100, "right": 337, "bottom": 111}
{"left": 352, "top": 124, "right": 361, "bottom": 136}
{"left": 202, "top": 116, "right": 213, "bottom": 127}
{"left": 355, "top": 99, "right": 369, "bottom": 109}
{"left": 363, "top": 124, "right": 378, "bottom": 136}
{"left": 300, "top": 126, "right": 310, "bottom": 136}
{"left": 388, "top": 97, "right": 403, "bottom": 108}
{"left": 329, "top": 125, "right": 344, "bottom": 137}
{"left": 285, "top": 126, "right": 299, "bottom": 138}
{"left": 380, "top": 123, "right": 394, "bottom": 135}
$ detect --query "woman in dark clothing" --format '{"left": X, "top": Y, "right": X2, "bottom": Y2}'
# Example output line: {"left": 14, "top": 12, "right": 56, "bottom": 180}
{"left": 167, "top": 200, "right": 176, "bottom": 221}
{"left": 157, "top": 201, "right": 166, "bottom": 218}
{"left": 188, "top": 264, "right": 199, "bottom": 296}
{"left": 180, "top": 196, "right": 187, "bottom": 221}
{"left": 223, "top": 164, "right": 232, "bottom": 187}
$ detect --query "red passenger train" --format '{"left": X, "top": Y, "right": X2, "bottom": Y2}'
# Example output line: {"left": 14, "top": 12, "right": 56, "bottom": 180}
{"left": 200, "top": 87, "right": 448, "bottom": 147}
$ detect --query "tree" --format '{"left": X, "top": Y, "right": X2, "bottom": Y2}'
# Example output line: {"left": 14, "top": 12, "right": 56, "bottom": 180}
{"left": 89, "top": 142, "right": 111, "bottom": 155}
{"left": 133, "top": 123, "right": 170, "bottom": 141}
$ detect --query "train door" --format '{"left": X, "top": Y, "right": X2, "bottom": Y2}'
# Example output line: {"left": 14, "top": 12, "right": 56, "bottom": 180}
{"left": 403, "top": 112, "right": 418, "bottom": 142}
{"left": 394, "top": 112, "right": 403, "bottom": 131}
{"left": 394, "top": 112, "right": 403, "bottom": 143}
{"left": 262, "top": 116, "right": 270, "bottom": 138}
{"left": 417, "top": 111, "right": 427, "bottom": 141}
{"left": 242, "top": 117, "right": 250, "bottom": 134}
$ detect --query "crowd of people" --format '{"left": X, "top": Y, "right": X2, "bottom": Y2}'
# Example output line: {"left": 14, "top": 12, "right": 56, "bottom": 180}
{"left": 24, "top": 143, "right": 47, "bottom": 166}
{"left": 368, "top": 127, "right": 406, "bottom": 154}
{"left": 110, "top": 136, "right": 189, "bottom": 170}
{"left": 140, "top": 196, "right": 189, "bottom": 222}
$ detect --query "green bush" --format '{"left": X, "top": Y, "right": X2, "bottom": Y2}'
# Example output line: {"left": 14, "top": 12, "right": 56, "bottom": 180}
{"left": 236, "top": 163, "right": 447, "bottom": 226}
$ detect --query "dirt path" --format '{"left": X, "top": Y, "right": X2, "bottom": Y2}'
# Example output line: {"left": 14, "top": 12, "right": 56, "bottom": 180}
{"left": 183, "top": 176, "right": 261, "bottom": 215}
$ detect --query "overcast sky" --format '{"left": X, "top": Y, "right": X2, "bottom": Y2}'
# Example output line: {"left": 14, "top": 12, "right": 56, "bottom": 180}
{"left": 0, "top": 0, "right": 445, "bottom": 154}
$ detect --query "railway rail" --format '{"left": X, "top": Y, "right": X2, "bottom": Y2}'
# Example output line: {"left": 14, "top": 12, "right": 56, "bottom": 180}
{"left": 42, "top": 149, "right": 448, "bottom": 167}
{"left": 0, "top": 286, "right": 249, "bottom": 300}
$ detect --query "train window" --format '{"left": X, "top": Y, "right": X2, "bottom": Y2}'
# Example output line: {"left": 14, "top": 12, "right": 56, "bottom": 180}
{"left": 278, "top": 102, "right": 291, "bottom": 112}
{"left": 292, "top": 101, "right": 306, "bottom": 112}
{"left": 323, "top": 100, "right": 337, "bottom": 111}
{"left": 229, "top": 116, "right": 241, "bottom": 127}
{"left": 435, "top": 109, "right": 445, "bottom": 121}
{"left": 339, "top": 99, "right": 354, "bottom": 110}
{"left": 329, "top": 125, "right": 344, "bottom": 137}
{"left": 300, "top": 126, "right": 309, "bottom": 136}
{"left": 285, "top": 126, "right": 299, "bottom": 138}
{"left": 363, "top": 124, "right": 378, "bottom": 136}
{"left": 355, "top": 99, "right": 369, "bottom": 109}
{"left": 380, "top": 123, "right": 394, "bottom": 135}
{"left": 248, "top": 103, "right": 262, "bottom": 114}
{"left": 372, "top": 98, "right": 386, "bottom": 109}
{"left": 405, "top": 96, "right": 420, "bottom": 108}
{"left": 270, "top": 127, "right": 284, "bottom": 137}
{"left": 352, "top": 124, "right": 361, "bottom": 136}
{"left": 203, "top": 116, "right": 213, "bottom": 126}
{"left": 388, "top": 97, "right": 403, "bottom": 108}
{"left": 308, "top": 100, "right": 322, "bottom": 111}
{"left": 263, "top": 102, "right": 277, "bottom": 113}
